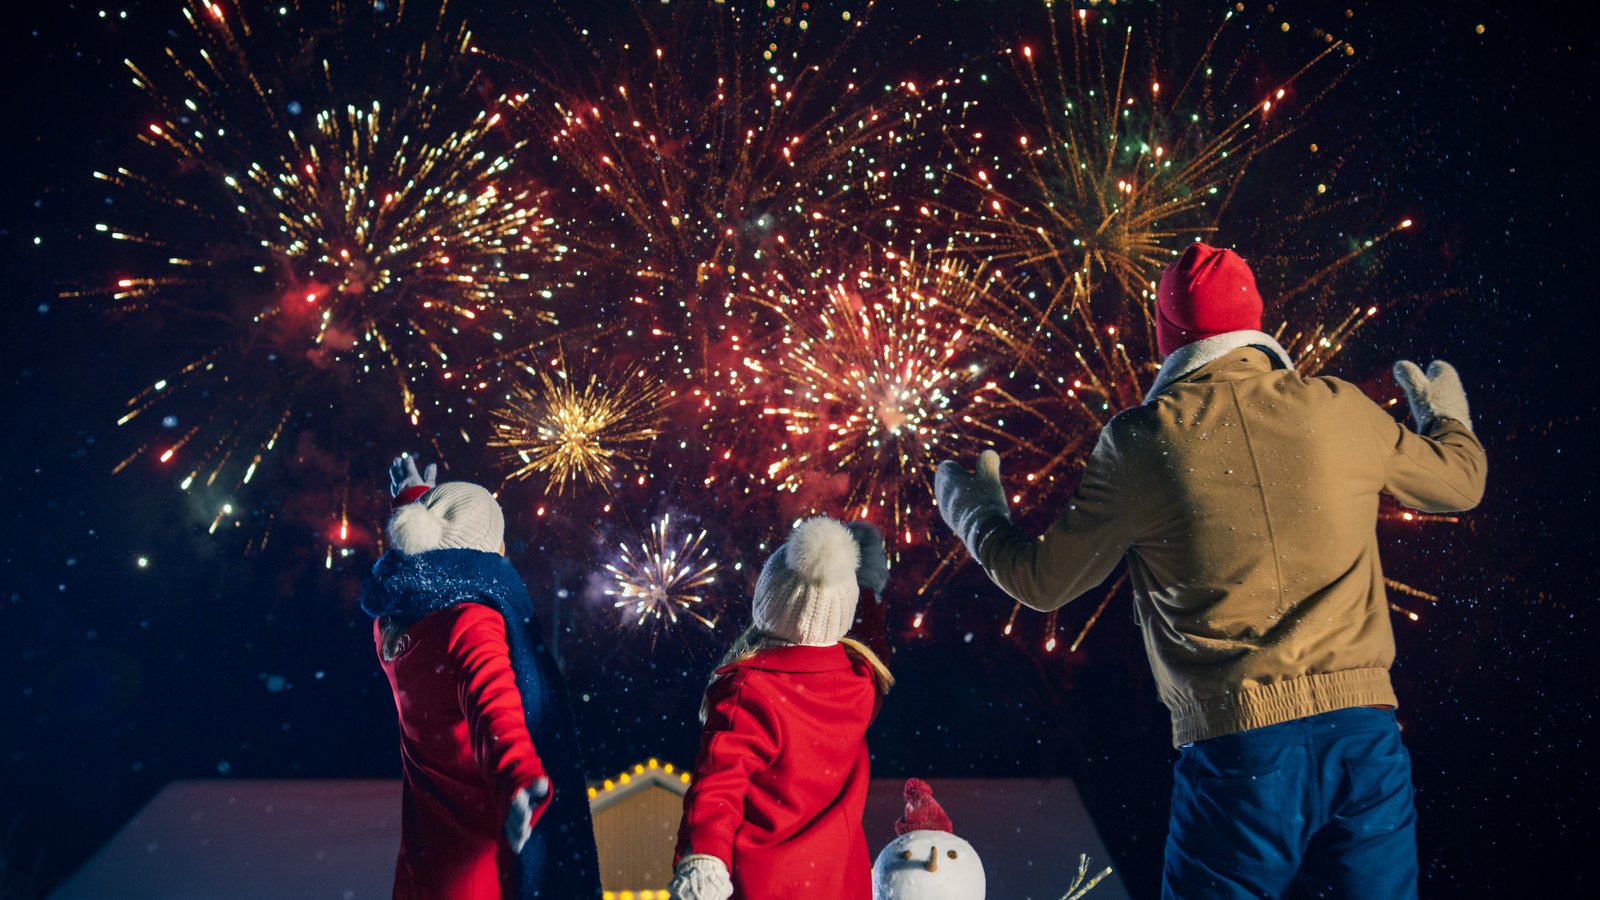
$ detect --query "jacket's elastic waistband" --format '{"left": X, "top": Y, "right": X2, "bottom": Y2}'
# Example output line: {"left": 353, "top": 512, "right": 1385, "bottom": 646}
{"left": 1169, "top": 668, "right": 1398, "bottom": 747}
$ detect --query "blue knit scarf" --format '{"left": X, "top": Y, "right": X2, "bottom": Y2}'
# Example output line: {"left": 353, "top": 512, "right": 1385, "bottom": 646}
{"left": 362, "top": 548, "right": 602, "bottom": 898}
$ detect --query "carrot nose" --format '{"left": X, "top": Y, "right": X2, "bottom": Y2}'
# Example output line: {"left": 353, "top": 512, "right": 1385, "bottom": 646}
{"left": 925, "top": 845, "right": 939, "bottom": 873}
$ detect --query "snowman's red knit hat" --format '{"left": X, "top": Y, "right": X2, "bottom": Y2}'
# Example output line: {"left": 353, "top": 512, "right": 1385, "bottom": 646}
{"left": 895, "top": 778, "right": 953, "bottom": 835}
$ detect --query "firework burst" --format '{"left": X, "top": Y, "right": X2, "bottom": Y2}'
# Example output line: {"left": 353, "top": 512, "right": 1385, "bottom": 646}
{"left": 933, "top": 4, "right": 1369, "bottom": 414}
{"left": 490, "top": 362, "right": 669, "bottom": 495}
{"left": 499, "top": 0, "right": 951, "bottom": 372}
{"left": 604, "top": 513, "right": 720, "bottom": 637}
{"left": 77, "top": 0, "right": 563, "bottom": 530}
{"left": 747, "top": 249, "right": 1062, "bottom": 548}
{"left": 919, "top": 4, "right": 1426, "bottom": 648}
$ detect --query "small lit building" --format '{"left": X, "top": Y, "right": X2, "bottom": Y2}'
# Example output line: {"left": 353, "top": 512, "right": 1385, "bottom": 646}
{"left": 587, "top": 759, "right": 691, "bottom": 900}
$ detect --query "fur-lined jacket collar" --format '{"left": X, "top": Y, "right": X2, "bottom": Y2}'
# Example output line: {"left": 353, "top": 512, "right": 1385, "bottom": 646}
{"left": 1146, "top": 330, "right": 1295, "bottom": 402}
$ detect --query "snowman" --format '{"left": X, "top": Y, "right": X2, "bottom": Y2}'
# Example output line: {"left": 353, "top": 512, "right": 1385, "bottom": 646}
{"left": 872, "top": 778, "right": 986, "bottom": 900}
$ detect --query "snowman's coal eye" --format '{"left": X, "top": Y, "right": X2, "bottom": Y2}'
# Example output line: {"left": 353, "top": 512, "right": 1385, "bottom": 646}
{"left": 900, "top": 850, "right": 913, "bottom": 860}
{"left": 947, "top": 849, "right": 958, "bottom": 859}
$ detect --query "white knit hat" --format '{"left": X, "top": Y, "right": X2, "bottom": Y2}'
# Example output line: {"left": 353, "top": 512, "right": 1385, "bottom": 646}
{"left": 385, "top": 482, "right": 506, "bottom": 555}
{"left": 752, "top": 516, "right": 861, "bottom": 647}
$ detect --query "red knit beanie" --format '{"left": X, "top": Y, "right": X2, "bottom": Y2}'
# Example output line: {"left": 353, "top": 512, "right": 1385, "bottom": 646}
{"left": 1156, "top": 243, "right": 1264, "bottom": 357}
{"left": 895, "top": 778, "right": 953, "bottom": 835}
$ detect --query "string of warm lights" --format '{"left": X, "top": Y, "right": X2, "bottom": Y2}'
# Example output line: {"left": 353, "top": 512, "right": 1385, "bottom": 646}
{"left": 586, "top": 757, "right": 693, "bottom": 804}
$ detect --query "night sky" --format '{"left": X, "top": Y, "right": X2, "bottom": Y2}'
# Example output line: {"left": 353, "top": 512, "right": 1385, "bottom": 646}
{"left": 3, "top": 1, "right": 1596, "bottom": 896}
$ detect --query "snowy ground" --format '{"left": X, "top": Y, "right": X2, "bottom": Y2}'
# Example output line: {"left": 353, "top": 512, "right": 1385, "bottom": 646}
{"left": 52, "top": 777, "right": 1129, "bottom": 899}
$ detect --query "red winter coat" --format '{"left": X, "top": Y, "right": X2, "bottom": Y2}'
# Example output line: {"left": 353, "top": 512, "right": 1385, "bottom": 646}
{"left": 674, "top": 643, "right": 881, "bottom": 900}
{"left": 377, "top": 604, "right": 551, "bottom": 900}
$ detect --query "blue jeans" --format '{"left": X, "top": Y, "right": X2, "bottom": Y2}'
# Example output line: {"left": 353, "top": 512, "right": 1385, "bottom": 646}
{"left": 1162, "top": 707, "right": 1418, "bottom": 899}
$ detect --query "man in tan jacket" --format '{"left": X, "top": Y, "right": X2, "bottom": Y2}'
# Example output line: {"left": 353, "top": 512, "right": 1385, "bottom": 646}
{"left": 936, "top": 243, "right": 1485, "bottom": 899}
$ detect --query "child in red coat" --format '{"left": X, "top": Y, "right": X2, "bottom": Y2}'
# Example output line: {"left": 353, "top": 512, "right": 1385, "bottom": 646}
{"left": 363, "top": 456, "right": 601, "bottom": 899}
{"left": 671, "top": 517, "right": 893, "bottom": 900}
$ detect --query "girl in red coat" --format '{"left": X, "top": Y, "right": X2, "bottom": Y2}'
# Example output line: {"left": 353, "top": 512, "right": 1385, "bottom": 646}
{"left": 362, "top": 456, "right": 601, "bottom": 899}
{"left": 671, "top": 516, "right": 893, "bottom": 900}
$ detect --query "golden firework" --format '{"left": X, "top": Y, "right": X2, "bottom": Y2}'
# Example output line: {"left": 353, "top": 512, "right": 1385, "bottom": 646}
{"left": 933, "top": 4, "right": 1361, "bottom": 413}
{"left": 79, "top": 0, "right": 563, "bottom": 512}
{"left": 919, "top": 4, "right": 1425, "bottom": 648}
{"left": 491, "top": 364, "right": 668, "bottom": 494}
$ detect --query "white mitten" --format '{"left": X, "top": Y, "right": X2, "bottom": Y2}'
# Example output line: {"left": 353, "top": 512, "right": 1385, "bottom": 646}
{"left": 1394, "top": 360, "right": 1472, "bottom": 432}
{"left": 670, "top": 854, "right": 733, "bottom": 900}
{"left": 503, "top": 776, "right": 550, "bottom": 854}
{"left": 935, "top": 449, "right": 1011, "bottom": 556}
{"left": 388, "top": 453, "right": 438, "bottom": 497}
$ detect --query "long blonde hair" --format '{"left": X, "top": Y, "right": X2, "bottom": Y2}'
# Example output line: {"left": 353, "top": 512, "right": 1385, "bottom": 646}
{"left": 699, "top": 625, "right": 894, "bottom": 722}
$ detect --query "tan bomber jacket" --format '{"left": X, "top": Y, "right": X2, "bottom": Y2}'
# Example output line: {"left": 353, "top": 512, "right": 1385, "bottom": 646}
{"left": 970, "top": 334, "right": 1487, "bottom": 746}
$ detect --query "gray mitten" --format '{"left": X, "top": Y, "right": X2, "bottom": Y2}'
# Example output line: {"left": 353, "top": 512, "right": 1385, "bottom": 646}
{"left": 935, "top": 449, "right": 1011, "bottom": 556}
{"left": 845, "top": 521, "right": 889, "bottom": 594}
{"left": 670, "top": 854, "right": 733, "bottom": 900}
{"left": 503, "top": 776, "right": 550, "bottom": 854}
{"left": 388, "top": 453, "right": 438, "bottom": 497}
{"left": 1394, "top": 360, "right": 1472, "bottom": 432}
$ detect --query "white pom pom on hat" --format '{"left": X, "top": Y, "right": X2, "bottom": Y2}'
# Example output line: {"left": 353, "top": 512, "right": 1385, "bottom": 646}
{"left": 752, "top": 516, "right": 861, "bottom": 647}
{"left": 387, "top": 501, "right": 446, "bottom": 555}
{"left": 786, "top": 515, "right": 861, "bottom": 583}
{"left": 385, "top": 482, "right": 505, "bottom": 555}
